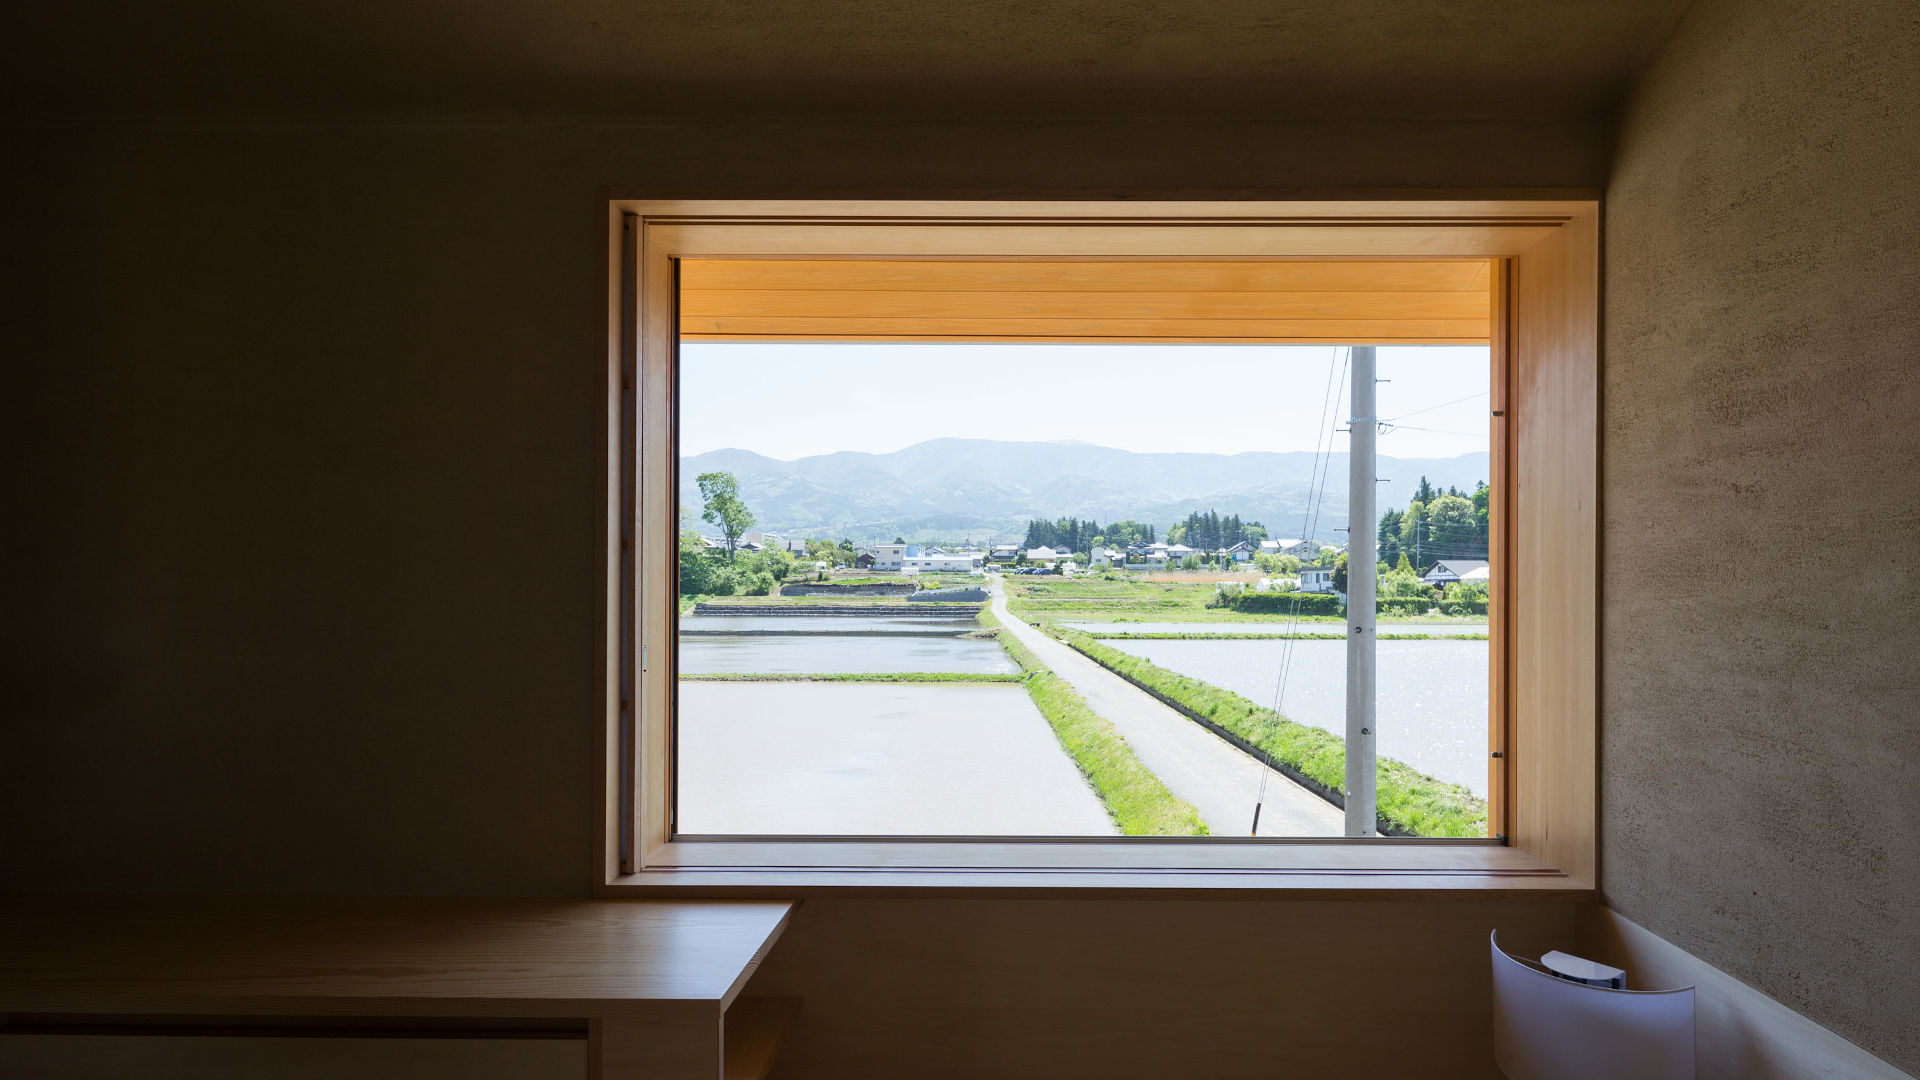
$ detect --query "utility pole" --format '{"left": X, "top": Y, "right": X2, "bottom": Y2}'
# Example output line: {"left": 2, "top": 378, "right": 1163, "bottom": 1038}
{"left": 1346, "top": 346, "right": 1378, "bottom": 837}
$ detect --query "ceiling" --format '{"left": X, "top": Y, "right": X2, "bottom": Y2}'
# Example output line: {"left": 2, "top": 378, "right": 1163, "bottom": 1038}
{"left": 681, "top": 259, "right": 1492, "bottom": 344}
{"left": 5, "top": 1, "right": 1693, "bottom": 123}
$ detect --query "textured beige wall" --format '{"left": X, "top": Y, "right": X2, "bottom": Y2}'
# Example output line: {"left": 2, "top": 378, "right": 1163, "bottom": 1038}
{"left": 0, "top": 117, "right": 1604, "bottom": 898}
{"left": 1601, "top": 0, "right": 1920, "bottom": 1070}
{"left": 0, "top": 116, "right": 1602, "bottom": 1077}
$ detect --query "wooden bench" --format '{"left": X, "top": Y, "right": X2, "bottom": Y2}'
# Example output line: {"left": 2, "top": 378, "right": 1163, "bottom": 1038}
{"left": 0, "top": 898, "right": 798, "bottom": 1080}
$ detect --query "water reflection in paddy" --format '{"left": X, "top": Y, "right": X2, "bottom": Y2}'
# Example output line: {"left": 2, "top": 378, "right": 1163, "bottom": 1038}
{"left": 680, "top": 614, "right": 979, "bottom": 634}
{"left": 678, "top": 632, "right": 1017, "bottom": 674}
{"left": 678, "top": 682, "right": 1114, "bottom": 835}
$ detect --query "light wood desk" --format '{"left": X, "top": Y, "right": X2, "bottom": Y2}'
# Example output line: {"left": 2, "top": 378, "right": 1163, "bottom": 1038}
{"left": 0, "top": 898, "right": 797, "bottom": 1080}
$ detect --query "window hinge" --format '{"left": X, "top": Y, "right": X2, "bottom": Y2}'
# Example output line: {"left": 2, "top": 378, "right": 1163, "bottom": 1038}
{"left": 1491, "top": 750, "right": 1505, "bottom": 758}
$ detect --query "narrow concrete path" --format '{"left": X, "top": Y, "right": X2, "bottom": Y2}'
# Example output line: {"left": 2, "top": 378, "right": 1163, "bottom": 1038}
{"left": 990, "top": 578, "right": 1342, "bottom": 837}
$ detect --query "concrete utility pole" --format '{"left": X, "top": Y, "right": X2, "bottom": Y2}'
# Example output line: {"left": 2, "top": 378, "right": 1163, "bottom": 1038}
{"left": 1345, "top": 346, "right": 1379, "bottom": 837}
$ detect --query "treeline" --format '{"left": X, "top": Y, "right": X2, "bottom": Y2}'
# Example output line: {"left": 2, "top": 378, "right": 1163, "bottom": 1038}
{"left": 1165, "top": 510, "right": 1267, "bottom": 553}
{"left": 1378, "top": 476, "right": 1490, "bottom": 570}
{"left": 1020, "top": 517, "right": 1156, "bottom": 554}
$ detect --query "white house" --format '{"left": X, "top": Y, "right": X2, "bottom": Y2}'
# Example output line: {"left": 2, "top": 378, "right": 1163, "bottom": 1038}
{"left": 1299, "top": 565, "right": 1336, "bottom": 593}
{"left": 987, "top": 544, "right": 1021, "bottom": 563}
{"left": 1421, "top": 559, "right": 1490, "bottom": 587}
{"left": 1222, "top": 541, "right": 1255, "bottom": 563}
{"left": 1166, "top": 544, "right": 1196, "bottom": 562}
{"left": 903, "top": 552, "right": 982, "bottom": 574}
{"left": 1259, "top": 538, "right": 1320, "bottom": 559}
{"left": 871, "top": 543, "right": 909, "bottom": 571}
{"left": 1089, "top": 545, "right": 1122, "bottom": 567}
{"left": 1124, "top": 543, "right": 1168, "bottom": 568}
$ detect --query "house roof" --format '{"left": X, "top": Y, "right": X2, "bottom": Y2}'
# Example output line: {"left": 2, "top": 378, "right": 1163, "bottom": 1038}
{"left": 1424, "top": 559, "right": 1490, "bottom": 577}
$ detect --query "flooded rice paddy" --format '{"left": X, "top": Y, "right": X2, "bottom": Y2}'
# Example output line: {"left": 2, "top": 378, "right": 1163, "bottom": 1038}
{"left": 676, "top": 681, "right": 1115, "bottom": 835}
{"left": 678, "top": 615, "right": 1015, "bottom": 675}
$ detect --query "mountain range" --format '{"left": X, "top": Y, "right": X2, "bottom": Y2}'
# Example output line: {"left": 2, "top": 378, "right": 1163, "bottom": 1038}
{"left": 681, "top": 438, "right": 1489, "bottom": 545}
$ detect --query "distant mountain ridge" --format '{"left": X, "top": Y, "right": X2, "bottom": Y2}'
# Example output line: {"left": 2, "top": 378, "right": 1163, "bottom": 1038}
{"left": 681, "top": 438, "right": 1489, "bottom": 545}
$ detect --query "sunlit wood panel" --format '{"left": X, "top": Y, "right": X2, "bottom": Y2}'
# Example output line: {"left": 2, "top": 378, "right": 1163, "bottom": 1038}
{"left": 679, "top": 260, "right": 1491, "bottom": 344}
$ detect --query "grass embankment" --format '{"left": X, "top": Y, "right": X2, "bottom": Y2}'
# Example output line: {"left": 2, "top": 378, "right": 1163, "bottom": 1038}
{"left": 1041, "top": 621, "right": 1486, "bottom": 838}
{"left": 1086, "top": 632, "right": 1490, "bottom": 641}
{"left": 978, "top": 609, "right": 1209, "bottom": 836}
{"left": 678, "top": 672, "right": 1021, "bottom": 684}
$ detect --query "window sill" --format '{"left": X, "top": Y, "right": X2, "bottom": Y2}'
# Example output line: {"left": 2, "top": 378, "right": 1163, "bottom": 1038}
{"left": 600, "top": 839, "right": 1590, "bottom": 900}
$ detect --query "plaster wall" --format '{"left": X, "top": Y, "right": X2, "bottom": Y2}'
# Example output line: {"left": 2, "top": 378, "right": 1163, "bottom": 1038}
{"left": 0, "top": 116, "right": 1603, "bottom": 898}
{"left": 0, "top": 114, "right": 1604, "bottom": 1077}
{"left": 1601, "top": 0, "right": 1920, "bottom": 1069}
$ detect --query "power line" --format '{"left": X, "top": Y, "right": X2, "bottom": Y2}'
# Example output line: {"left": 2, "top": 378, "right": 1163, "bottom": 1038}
{"left": 1379, "top": 422, "right": 1488, "bottom": 439}
{"left": 1380, "top": 390, "right": 1489, "bottom": 424}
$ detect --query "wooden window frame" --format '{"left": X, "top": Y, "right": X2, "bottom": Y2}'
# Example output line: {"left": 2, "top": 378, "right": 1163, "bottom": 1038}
{"left": 598, "top": 199, "right": 1597, "bottom": 897}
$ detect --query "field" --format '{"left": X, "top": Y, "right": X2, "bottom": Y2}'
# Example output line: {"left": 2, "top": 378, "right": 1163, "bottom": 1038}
{"left": 1000, "top": 573, "right": 1487, "bottom": 625}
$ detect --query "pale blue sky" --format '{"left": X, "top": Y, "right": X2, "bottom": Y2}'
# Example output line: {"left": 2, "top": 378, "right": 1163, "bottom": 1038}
{"left": 681, "top": 343, "right": 1490, "bottom": 460}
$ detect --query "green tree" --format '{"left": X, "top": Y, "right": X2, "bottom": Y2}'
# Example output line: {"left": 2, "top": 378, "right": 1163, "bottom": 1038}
{"left": 1399, "top": 499, "right": 1425, "bottom": 566}
{"left": 696, "top": 471, "right": 754, "bottom": 561}
{"left": 1414, "top": 476, "right": 1436, "bottom": 504}
{"left": 1378, "top": 508, "right": 1404, "bottom": 566}
{"left": 1425, "top": 493, "right": 1476, "bottom": 560}
{"left": 1331, "top": 551, "right": 1350, "bottom": 593}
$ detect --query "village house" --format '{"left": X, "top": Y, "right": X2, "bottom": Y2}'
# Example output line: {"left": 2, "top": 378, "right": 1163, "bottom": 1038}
{"left": 903, "top": 552, "right": 982, "bottom": 574}
{"left": 1421, "top": 559, "right": 1490, "bottom": 587}
{"left": 1260, "top": 538, "right": 1321, "bottom": 559}
{"left": 1299, "top": 565, "right": 1336, "bottom": 593}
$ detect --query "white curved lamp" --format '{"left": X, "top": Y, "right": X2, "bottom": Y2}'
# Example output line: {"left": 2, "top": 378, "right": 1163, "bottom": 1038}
{"left": 1491, "top": 931, "right": 1695, "bottom": 1080}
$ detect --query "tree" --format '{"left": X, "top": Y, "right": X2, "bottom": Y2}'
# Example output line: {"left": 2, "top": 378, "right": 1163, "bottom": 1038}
{"left": 1399, "top": 499, "right": 1425, "bottom": 565}
{"left": 1377, "top": 508, "right": 1404, "bottom": 567}
{"left": 696, "top": 471, "right": 754, "bottom": 561}
{"left": 1414, "top": 476, "right": 1436, "bottom": 504}
{"left": 1424, "top": 493, "right": 1476, "bottom": 562}
{"left": 1331, "top": 551, "right": 1350, "bottom": 593}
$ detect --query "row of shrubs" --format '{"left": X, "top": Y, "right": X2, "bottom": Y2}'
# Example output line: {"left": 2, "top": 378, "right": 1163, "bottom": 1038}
{"left": 1209, "top": 591, "right": 1344, "bottom": 615}
{"left": 1209, "top": 591, "right": 1488, "bottom": 617}
{"left": 678, "top": 546, "right": 794, "bottom": 597}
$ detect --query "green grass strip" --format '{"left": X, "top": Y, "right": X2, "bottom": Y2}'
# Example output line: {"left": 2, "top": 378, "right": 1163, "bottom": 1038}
{"left": 677, "top": 672, "right": 1022, "bottom": 683}
{"left": 1043, "top": 621, "right": 1486, "bottom": 838}
{"left": 979, "top": 610, "right": 1209, "bottom": 837}
{"left": 1088, "top": 632, "right": 1489, "bottom": 641}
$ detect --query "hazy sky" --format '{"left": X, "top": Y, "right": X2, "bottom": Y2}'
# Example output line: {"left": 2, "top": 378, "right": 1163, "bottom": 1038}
{"left": 681, "top": 343, "right": 1490, "bottom": 460}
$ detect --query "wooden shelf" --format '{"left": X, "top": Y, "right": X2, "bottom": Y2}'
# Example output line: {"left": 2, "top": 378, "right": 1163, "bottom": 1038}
{"left": 0, "top": 898, "right": 799, "bottom": 1080}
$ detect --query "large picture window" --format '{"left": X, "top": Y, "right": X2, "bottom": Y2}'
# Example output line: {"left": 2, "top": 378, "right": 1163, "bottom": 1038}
{"left": 604, "top": 202, "right": 1596, "bottom": 890}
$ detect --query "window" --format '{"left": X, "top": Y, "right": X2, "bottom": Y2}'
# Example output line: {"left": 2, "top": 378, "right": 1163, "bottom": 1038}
{"left": 602, "top": 201, "right": 1597, "bottom": 891}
